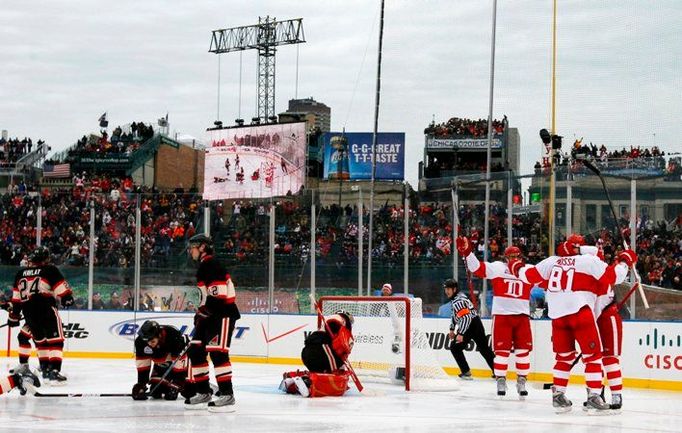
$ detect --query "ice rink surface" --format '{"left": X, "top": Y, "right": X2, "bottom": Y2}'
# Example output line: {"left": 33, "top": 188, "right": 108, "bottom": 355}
{"left": 0, "top": 358, "right": 679, "bottom": 433}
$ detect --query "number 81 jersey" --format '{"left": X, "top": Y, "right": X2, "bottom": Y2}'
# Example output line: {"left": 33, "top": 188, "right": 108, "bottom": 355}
{"left": 465, "top": 253, "right": 532, "bottom": 316}
{"left": 12, "top": 265, "right": 71, "bottom": 306}
{"left": 517, "top": 255, "right": 628, "bottom": 319}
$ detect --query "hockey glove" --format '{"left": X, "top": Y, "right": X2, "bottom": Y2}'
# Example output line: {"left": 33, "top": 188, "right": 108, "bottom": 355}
{"left": 131, "top": 383, "right": 148, "bottom": 401}
{"left": 617, "top": 249, "right": 637, "bottom": 268}
{"left": 7, "top": 312, "right": 21, "bottom": 328}
{"left": 455, "top": 236, "right": 472, "bottom": 257}
{"left": 61, "top": 294, "right": 75, "bottom": 308}
{"left": 507, "top": 258, "right": 525, "bottom": 278}
{"left": 194, "top": 305, "right": 211, "bottom": 325}
{"left": 0, "top": 302, "right": 11, "bottom": 312}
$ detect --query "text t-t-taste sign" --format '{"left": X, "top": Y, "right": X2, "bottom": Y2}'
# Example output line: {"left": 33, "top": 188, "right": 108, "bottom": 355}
{"left": 323, "top": 132, "right": 405, "bottom": 180}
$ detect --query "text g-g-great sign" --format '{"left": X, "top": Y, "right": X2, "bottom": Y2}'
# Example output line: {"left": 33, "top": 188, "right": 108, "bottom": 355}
{"left": 323, "top": 132, "right": 405, "bottom": 180}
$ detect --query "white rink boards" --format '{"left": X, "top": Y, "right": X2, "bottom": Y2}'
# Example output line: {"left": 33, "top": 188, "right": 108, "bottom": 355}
{"left": 0, "top": 359, "right": 679, "bottom": 433}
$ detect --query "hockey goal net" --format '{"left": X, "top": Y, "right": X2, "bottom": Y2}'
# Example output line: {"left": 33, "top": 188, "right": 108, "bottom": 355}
{"left": 319, "top": 296, "right": 458, "bottom": 391}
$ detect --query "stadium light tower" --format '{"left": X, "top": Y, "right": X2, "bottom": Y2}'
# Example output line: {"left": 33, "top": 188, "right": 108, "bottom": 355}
{"left": 209, "top": 16, "right": 305, "bottom": 123}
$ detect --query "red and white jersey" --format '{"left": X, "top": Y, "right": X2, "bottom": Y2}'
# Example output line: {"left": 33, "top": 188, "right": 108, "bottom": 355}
{"left": 465, "top": 253, "right": 532, "bottom": 316}
{"left": 580, "top": 245, "right": 616, "bottom": 319}
{"left": 517, "top": 255, "right": 628, "bottom": 319}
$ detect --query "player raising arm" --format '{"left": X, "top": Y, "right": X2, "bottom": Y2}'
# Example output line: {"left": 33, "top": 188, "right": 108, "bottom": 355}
{"left": 508, "top": 235, "right": 635, "bottom": 414}
{"left": 456, "top": 237, "right": 532, "bottom": 398}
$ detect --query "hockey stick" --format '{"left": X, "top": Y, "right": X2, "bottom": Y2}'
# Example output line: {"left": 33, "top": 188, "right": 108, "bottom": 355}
{"left": 579, "top": 158, "right": 649, "bottom": 309}
{"left": 309, "top": 295, "right": 364, "bottom": 392}
{"left": 34, "top": 392, "right": 133, "bottom": 398}
{"left": 147, "top": 338, "right": 192, "bottom": 397}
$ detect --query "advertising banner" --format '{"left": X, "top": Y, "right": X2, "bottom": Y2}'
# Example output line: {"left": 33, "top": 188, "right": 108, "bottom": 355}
{"left": 203, "top": 122, "right": 306, "bottom": 200}
{"left": 426, "top": 137, "right": 503, "bottom": 150}
{"left": 322, "top": 132, "right": 405, "bottom": 180}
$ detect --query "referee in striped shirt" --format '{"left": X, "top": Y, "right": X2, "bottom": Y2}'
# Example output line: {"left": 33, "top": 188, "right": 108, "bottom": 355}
{"left": 444, "top": 279, "right": 495, "bottom": 379}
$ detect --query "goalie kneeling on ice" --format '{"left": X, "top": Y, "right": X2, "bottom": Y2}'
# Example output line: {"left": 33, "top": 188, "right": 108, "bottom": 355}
{"left": 280, "top": 370, "right": 350, "bottom": 397}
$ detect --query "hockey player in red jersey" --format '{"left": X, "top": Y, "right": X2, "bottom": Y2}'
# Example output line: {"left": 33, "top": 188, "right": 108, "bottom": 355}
{"left": 132, "top": 320, "right": 189, "bottom": 401}
{"left": 456, "top": 237, "right": 532, "bottom": 399}
{"left": 184, "top": 234, "right": 241, "bottom": 412}
{"left": 8, "top": 246, "right": 73, "bottom": 385}
{"left": 570, "top": 242, "right": 624, "bottom": 411}
{"left": 280, "top": 310, "right": 354, "bottom": 397}
{"left": 508, "top": 234, "right": 635, "bottom": 413}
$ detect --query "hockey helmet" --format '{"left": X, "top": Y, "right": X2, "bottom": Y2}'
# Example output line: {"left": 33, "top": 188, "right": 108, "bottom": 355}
{"left": 442, "top": 278, "right": 458, "bottom": 290}
{"left": 381, "top": 283, "right": 393, "bottom": 295}
{"left": 138, "top": 320, "right": 161, "bottom": 341}
{"left": 567, "top": 234, "right": 585, "bottom": 247}
{"left": 504, "top": 246, "right": 521, "bottom": 258}
{"left": 188, "top": 233, "right": 214, "bottom": 256}
{"left": 30, "top": 246, "right": 50, "bottom": 264}
{"left": 335, "top": 309, "right": 354, "bottom": 326}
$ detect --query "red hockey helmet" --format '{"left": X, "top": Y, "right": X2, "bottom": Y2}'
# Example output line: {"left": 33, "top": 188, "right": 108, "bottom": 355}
{"left": 567, "top": 234, "right": 585, "bottom": 247}
{"left": 504, "top": 246, "right": 521, "bottom": 258}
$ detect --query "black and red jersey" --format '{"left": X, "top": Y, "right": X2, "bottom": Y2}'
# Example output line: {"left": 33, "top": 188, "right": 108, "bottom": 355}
{"left": 11, "top": 265, "right": 72, "bottom": 312}
{"left": 196, "top": 255, "right": 240, "bottom": 319}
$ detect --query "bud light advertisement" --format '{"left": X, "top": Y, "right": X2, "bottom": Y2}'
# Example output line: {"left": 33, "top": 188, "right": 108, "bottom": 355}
{"left": 322, "top": 132, "right": 405, "bottom": 180}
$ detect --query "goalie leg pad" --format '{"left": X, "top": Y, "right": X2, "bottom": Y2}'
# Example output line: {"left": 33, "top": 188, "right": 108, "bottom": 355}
{"left": 308, "top": 372, "right": 350, "bottom": 397}
{"left": 280, "top": 370, "right": 309, "bottom": 394}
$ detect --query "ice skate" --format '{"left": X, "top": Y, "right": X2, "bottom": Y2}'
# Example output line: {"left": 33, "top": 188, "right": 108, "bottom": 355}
{"left": 516, "top": 376, "right": 528, "bottom": 399}
{"left": 14, "top": 368, "right": 41, "bottom": 395}
{"left": 208, "top": 393, "right": 236, "bottom": 413}
{"left": 610, "top": 393, "right": 622, "bottom": 412}
{"left": 47, "top": 369, "right": 67, "bottom": 386}
{"left": 458, "top": 371, "right": 473, "bottom": 380}
{"left": 496, "top": 377, "right": 507, "bottom": 397}
{"left": 552, "top": 390, "right": 572, "bottom": 413}
{"left": 583, "top": 392, "right": 611, "bottom": 415}
{"left": 9, "top": 364, "right": 30, "bottom": 376}
{"left": 184, "top": 392, "right": 212, "bottom": 410}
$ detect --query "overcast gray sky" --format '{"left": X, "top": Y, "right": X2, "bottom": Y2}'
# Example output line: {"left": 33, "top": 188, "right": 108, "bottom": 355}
{"left": 1, "top": 0, "right": 679, "bottom": 187}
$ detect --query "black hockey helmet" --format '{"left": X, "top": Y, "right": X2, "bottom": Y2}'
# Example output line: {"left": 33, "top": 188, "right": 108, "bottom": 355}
{"left": 30, "top": 246, "right": 50, "bottom": 264}
{"left": 335, "top": 309, "right": 354, "bottom": 327}
{"left": 188, "top": 233, "right": 214, "bottom": 255}
{"left": 138, "top": 320, "right": 161, "bottom": 341}
{"left": 442, "top": 278, "right": 458, "bottom": 290}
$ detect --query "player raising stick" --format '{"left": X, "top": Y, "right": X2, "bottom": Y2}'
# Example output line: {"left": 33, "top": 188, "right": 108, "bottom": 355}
{"left": 456, "top": 237, "right": 532, "bottom": 399}
{"left": 280, "top": 310, "right": 354, "bottom": 397}
{"left": 508, "top": 234, "right": 635, "bottom": 414}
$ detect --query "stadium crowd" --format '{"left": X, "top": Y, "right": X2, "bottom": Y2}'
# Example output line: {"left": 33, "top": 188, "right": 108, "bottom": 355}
{"left": 0, "top": 136, "right": 46, "bottom": 166}
{"left": 0, "top": 174, "right": 202, "bottom": 269}
{"left": 424, "top": 116, "right": 506, "bottom": 138}
{"left": 65, "top": 121, "right": 155, "bottom": 157}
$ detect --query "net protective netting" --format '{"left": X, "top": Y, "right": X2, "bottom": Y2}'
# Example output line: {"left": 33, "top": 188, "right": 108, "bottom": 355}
{"left": 319, "top": 296, "right": 458, "bottom": 391}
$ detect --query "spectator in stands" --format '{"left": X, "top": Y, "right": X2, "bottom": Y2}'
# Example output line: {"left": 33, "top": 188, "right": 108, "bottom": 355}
{"left": 107, "top": 292, "right": 123, "bottom": 310}
{"left": 92, "top": 292, "right": 105, "bottom": 310}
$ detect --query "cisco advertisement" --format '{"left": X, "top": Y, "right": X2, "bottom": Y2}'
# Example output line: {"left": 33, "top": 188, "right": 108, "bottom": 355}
{"left": 323, "top": 132, "right": 405, "bottom": 181}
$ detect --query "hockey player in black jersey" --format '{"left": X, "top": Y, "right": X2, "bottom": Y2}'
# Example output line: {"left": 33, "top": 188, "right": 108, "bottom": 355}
{"left": 184, "top": 234, "right": 241, "bottom": 412}
{"left": 132, "top": 320, "right": 189, "bottom": 401}
{"left": 8, "top": 246, "right": 73, "bottom": 385}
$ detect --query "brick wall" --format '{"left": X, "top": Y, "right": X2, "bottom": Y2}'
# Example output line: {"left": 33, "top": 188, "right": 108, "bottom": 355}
{"left": 154, "top": 143, "right": 204, "bottom": 191}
